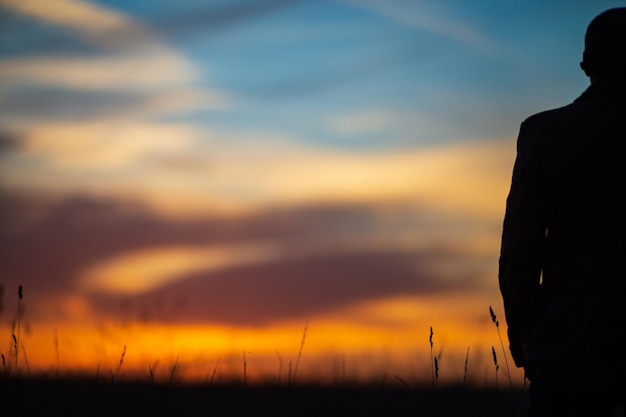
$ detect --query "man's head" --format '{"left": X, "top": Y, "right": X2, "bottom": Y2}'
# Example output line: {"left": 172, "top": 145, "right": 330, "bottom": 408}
{"left": 580, "top": 8, "right": 626, "bottom": 80}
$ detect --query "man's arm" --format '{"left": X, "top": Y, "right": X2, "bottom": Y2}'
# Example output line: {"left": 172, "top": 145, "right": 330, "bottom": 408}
{"left": 498, "top": 120, "right": 546, "bottom": 368}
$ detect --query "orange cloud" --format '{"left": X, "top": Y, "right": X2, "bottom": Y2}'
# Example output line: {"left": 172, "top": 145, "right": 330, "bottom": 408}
{"left": 78, "top": 243, "right": 283, "bottom": 295}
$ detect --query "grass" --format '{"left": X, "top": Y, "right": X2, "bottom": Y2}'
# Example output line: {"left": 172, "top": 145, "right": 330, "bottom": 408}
{"left": 0, "top": 285, "right": 532, "bottom": 416}
{"left": 490, "top": 306, "right": 513, "bottom": 391}
{"left": 0, "top": 374, "right": 528, "bottom": 417}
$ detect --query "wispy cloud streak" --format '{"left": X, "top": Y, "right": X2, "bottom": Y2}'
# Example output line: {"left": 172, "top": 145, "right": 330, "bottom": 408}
{"left": 0, "top": 0, "right": 305, "bottom": 53}
{"left": 340, "top": 0, "right": 497, "bottom": 52}
{"left": 0, "top": 0, "right": 152, "bottom": 49}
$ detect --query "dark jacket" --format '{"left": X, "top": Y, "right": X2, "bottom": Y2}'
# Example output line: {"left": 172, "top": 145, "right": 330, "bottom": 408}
{"left": 499, "top": 82, "right": 626, "bottom": 368}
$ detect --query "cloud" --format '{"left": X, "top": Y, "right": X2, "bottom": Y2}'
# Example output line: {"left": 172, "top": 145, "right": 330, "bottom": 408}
{"left": 0, "top": 0, "right": 151, "bottom": 50}
{"left": 0, "top": 0, "right": 230, "bottom": 125}
{"left": 0, "top": 87, "right": 228, "bottom": 124}
{"left": 0, "top": 193, "right": 229, "bottom": 319}
{"left": 0, "top": 192, "right": 488, "bottom": 325}
{"left": 0, "top": 193, "right": 368, "bottom": 298}
{"left": 78, "top": 243, "right": 285, "bottom": 295}
{"left": 0, "top": 53, "right": 198, "bottom": 92}
{"left": 95, "top": 248, "right": 461, "bottom": 326}
{"left": 0, "top": 0, "right": 232, "bottom": 194}
{"left": 13, "top": 121, "right": 200, "bottom": 170}
{"left": 340, "top": 0, "right": 497, "bottom": 52}
{"left": 326, "top": 107, "right": 472, "bottom": 144}
{"left": 0, "top": 129, "right": 22, "bottom": 154}
{"left": 148, "top": 0, "right": 305, "bottom": 41}
{"left": 188, "top": 138, "right": 514, "bottom": 219}
{"left": 1, "top": 128, "right": 515, "bottom": 219}
{"left": 0, "top": 0, "right": 305, "bottom": 53}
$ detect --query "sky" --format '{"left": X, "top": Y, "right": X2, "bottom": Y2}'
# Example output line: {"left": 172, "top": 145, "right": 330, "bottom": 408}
{"left": 0, "top": 0, "right": 623, "bottom": 385}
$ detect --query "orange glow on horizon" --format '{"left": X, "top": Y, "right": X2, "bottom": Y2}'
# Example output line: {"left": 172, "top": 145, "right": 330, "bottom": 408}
{"left": 5, "top": 295, "right": 523, "bottom": 387}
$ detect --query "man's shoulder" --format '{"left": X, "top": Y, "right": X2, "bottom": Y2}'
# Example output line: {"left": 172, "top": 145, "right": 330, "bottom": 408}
{"left": 521, "top": 102, "right": 579, "bottom": 129}
{"left": 521, "top": 83, "right": 626, "bottom": 129}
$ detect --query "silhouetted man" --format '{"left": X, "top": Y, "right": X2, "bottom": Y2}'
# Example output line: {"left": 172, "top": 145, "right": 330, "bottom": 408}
{"left": 499, "top": 8, "right": 626, "bottom": 417}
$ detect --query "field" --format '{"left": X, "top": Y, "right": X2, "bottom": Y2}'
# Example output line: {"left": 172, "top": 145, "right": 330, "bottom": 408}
{"left": 1, "top": 375, "right": 528, "bottom": 417}
{"left": 1, "top": 289, "right": 530, "bottom": 416}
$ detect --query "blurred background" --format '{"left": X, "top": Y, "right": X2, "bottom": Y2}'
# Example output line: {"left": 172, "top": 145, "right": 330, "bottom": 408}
{"left": 0, "top": 0, "right": 621, "bottom": 385}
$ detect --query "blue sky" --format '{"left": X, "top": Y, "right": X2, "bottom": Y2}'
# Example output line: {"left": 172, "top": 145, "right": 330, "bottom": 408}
{"left": 0, "top": 0, "right": 624, "bottom": 380}
{"left": 3, "top": 0, "right": 619, "bottom": 153}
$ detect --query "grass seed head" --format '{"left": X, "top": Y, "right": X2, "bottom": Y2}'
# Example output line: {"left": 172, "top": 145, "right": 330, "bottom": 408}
{"left": 491, "top": 346, "right": 499, "bottom": 370}
{"left": 429, "top": 326, "right": 433, "bottom": 348}
{"left": 489, "top": 306, "right": 499, "bottom": 327}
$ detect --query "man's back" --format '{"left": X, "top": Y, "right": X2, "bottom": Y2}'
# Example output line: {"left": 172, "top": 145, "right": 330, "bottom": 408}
{"left": 499, "top": 8, "right": 626, "bottom": 416}
{"left": 500, "top": 82, "right": 626, "bottom": 365}
{"left": 527, "top": 83, "right": 626, "bottom": 287}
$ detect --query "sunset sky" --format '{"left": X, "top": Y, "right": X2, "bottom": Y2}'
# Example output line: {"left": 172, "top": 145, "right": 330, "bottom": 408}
{"left": 0, "top": 0, "right": 621, "bottom": 385}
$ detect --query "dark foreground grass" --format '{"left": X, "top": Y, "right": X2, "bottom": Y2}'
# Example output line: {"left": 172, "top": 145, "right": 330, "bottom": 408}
{"left": 1, "top": 375, "right": 528, "bottom": 417}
